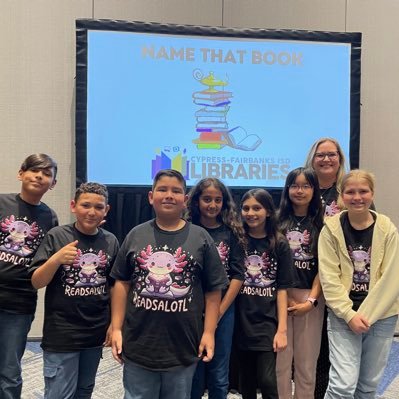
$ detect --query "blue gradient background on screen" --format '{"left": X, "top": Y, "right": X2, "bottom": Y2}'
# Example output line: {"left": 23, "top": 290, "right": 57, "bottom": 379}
{"left": 87, "top": 30, "right": 350, "bottom": 187}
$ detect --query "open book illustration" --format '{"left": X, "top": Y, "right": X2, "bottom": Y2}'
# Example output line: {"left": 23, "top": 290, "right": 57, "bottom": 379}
{"left": 224, "top": 126, "right": 262, "bottom": 151}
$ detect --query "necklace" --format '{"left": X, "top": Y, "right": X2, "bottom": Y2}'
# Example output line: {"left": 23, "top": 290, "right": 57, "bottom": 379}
{"left": 320, "top": 184, "right": 336, "bottom": 205}
{"left": 293, "top": 215, "right": 307, "bottom": 226}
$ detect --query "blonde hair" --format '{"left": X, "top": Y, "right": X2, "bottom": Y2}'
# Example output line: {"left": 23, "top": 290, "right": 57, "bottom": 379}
{"left": 338, "top": 169, "right": 375, "bottom": 209}
{"left": 305, "top": 137, "right": 347, "bottom": 187}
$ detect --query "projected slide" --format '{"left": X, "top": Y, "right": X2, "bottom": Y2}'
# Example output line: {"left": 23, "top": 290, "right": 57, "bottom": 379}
{"left": 86, "top": 30, "right": 351, "bottom": 187}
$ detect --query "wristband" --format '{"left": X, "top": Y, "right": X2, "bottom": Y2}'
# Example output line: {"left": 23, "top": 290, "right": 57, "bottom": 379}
{"left": 307, "top": 297, "right": 318, "bottom": 307}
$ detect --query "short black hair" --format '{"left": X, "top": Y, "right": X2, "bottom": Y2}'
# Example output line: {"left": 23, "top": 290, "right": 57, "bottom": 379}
{"left": 20, "top": 153, "right": 58, "bottom": 180}
{"left": 74, "top": 182, "right": 109, "bottom": 203}
{"left": 152, "top": 169, "right": 186, "bottom": 191}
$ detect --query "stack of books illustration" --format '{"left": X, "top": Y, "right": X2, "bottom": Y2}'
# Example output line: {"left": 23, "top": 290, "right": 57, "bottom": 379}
{"left": 192, "top": 72, "right": 231, "bottom": 149}
{"left": 192, "top": 71, "right": 262, "bottom": 151}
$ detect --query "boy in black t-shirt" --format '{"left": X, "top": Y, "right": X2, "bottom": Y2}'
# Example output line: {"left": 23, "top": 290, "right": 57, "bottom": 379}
{"left": 110, "top": 169, "right": 228, "bottom": 399}
{"left": 0, "top": 154, "right": 58, "bottom": 399}
{"left": 30, "top": 182, "right": 119, "bottom": 399}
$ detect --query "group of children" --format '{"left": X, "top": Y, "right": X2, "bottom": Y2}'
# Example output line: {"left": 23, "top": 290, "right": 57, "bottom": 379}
{"left": 0, "top": 153, "right": 398, "bottom": 399}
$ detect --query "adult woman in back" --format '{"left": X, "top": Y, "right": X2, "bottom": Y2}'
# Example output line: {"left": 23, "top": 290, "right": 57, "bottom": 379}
{"left": 305, "top": 137, "right": 346, "bottom": 218}
{"left": 305, "top": 137, "right": 347, "bottom": 398}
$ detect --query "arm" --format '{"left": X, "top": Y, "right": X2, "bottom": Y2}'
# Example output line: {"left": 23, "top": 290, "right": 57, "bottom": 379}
{"left": 318, "top": 226, "right": 356, "bottom": 323}
{"left": 358, "top": 224, "right": 399, "bottom": 324}
{"left": 103, "top": 240, "right": 120, "bottom": 347}
{"left": 288, "top": 274, "right": 322, "bottom": 316}
{"left": 198, "top": 290, "right": 221, "bottom": 362}
{"left": 220, "top": 233, "right": 245, "bottom": 318}
{"left": 103, "top": 285, "right": 114, "bottom": 347}
{"left": 274, "top": 289, "right": 288, "bottom": 352}
{"left": 111, "top": 280, "right": 130, "bottom": 364}
{"left": 31, "top": 240, "right": 78, "bottom": 289}
{"left": 219, "top": 279, "right": 242, "bottom": 319}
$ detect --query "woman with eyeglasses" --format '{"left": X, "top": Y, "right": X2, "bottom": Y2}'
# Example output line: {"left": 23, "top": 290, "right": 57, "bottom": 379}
{"left": 276, "top": 167, "right": 325, "bottom": 399}
{"left": 304, "top": 137, "right": 347, "bottom": 399}
{"left": 305, "top": 138, "right": 347, "bottom": 218}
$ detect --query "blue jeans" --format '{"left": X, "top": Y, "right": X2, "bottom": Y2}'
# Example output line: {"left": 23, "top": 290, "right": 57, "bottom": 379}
{"left": 0, "top": 310, "right": 34, "bottom": 399}
{"left": 123, "top": 358, "right": 197, "bottom": 399}
{"left": 325, "top": 311, "right": 397, "bottom": 399}
{"left": 191, "top": 303, "right": 235, "bottom": 399}
{"left": 43, "top": 347, "right": 103, "bottom": 399}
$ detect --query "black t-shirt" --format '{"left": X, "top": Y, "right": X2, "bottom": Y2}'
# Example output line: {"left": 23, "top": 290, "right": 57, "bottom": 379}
{"left": 201, "top": 224, "right": 245, "bottom": 282}
{"left": 235, "top": 236, "right": 294, "bottom": 351}
{"left": 285, "top": 216, "right": 318, "bottom": 289}
{"left": 0, "top": 193, "right": 58, "bottom": 314}
{"left": 110, "top": 220, "right": 228, "bottom": 370}
{"left": 29, "top": 224, "right": 119, "bottom": 351}
{"left": 320, "top": 184, "right": 340, "bottom": 217}
{"left": 341, "top": 213, "right": 375, "bottom": 311}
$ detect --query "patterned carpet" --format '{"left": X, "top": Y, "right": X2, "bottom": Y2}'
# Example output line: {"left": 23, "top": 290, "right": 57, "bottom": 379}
{"left": 21, "top": 339, "right": 399, "bottom": 398}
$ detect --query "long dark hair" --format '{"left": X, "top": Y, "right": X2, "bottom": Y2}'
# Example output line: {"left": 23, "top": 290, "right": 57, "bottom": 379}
{"left": 241, "top": 188, "right": 283, "bottom": 252}
{"left": 278, "top": 167, "right": 324, "bottom": 254}
{"left": 186, "top": 178, "right": 246, "bottom": 249}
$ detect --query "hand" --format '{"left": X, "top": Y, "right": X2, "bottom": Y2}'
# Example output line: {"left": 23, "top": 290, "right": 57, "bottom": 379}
{"left": 103, "top": 324, "right": 112, "bottom": 347}
{"left": 198, "top": 331, "right": 215, "bottom": 362}
{"left": 273, "top": 330, "right": 287, "bottom": 352}
{"left": 348, "top": 313, "right": 370, "bottom": 334}
{"left": 111, "top": 329, "right": 124, "bottom": 364}
{"left": 55, "top": 240, "right": 78, "bottom": 264}
{"left": 287, "top": 298, "right": 297, "bottom": 308}
{"left": 287, "top": 301, "right": 313, "bottom": 317}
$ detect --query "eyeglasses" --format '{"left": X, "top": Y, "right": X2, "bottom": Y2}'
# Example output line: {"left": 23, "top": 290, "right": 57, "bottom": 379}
{"left": 289, "top": 184, "right": 313, "bottom": 191}
{"left": 314, "top": 151, "right": 339, "bottom": 160}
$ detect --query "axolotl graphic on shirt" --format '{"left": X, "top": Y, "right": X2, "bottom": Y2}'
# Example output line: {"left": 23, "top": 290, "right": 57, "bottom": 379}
{"left": 132, "top": 244, "right": 196, "bottom": 313}
{"left": 241, "top": 250, "right": 277, "bottom": 298}
{"left": 0, "top": 215, "right": 43, "bottom": 264}
{"left": 216, "top": 241, "right": 229, "bottom": 270}
{"left": 286, "top": 229, "right": 313, "bottom": 261}
{"left": 349, "top": 244, "right": 371, "bottom": 292}
{"left": 63, "top": 249, "right": 110, "bottom": 296}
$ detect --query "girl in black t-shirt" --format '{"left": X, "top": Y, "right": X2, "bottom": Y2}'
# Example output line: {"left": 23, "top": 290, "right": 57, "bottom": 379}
{"left": 236, "top": 189, "right": 294, "bottom": 399}
{"left": 187, "top": 177, "right": 246, "bottom": 399}
{"left": 276, "top": 167, "right": 325, "bottom": 399}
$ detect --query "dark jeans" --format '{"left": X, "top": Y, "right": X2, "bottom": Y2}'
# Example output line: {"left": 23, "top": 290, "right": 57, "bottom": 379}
{"left": 0, "top": 310, "right": 34, "bottom": 399}
{"left": 237, "top": 350, "right": 278, "bottom": 399}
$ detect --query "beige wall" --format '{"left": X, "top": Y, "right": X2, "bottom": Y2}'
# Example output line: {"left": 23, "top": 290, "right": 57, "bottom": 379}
{"left": 0, "top": 0, "right": 398, "bottom": 337}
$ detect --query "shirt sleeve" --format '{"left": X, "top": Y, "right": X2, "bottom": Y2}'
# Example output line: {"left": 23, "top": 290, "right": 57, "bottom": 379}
{"left": 228, "top": 233, "right": 245, "bottom": 281}
{"left": 109, "top": 232, "right": 135, "bottom": 282}
{"left": 275, "top": 238, "right": 295, "bottom": 289}
{"left": 106, "top": 236, "right": 120, "bottom": 287}
{"left": 51, "top": 209, "right": 59, "bottom": 227}
{"left": 201, "top": 232, "right": 229, "bottom": 292}
{"left": 28, "top": 230, "right": 56, "bottom": 274}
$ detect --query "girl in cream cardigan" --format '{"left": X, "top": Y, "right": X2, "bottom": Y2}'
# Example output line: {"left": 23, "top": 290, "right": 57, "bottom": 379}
{"left": 318, "top": 169, "right": 399, "bottom": 399}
